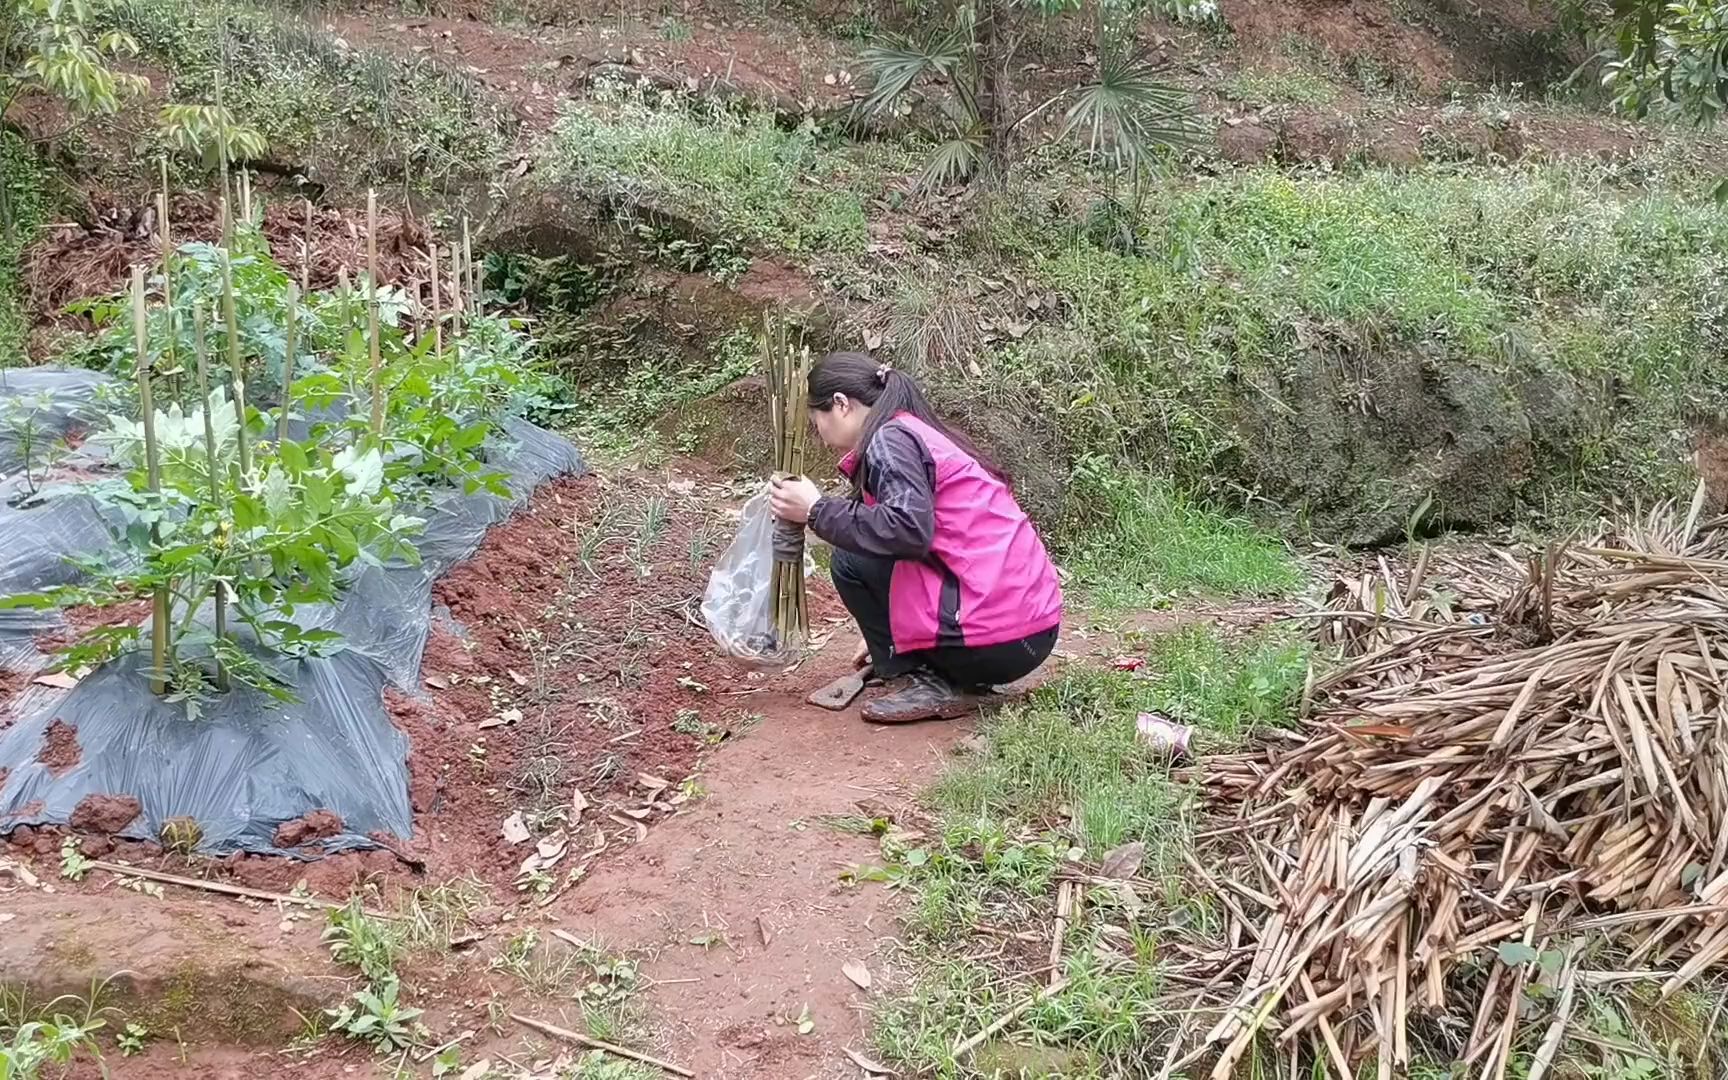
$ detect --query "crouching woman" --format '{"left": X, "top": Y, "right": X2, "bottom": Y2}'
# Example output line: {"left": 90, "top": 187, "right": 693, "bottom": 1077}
{"left": 769, "top": 352, "right": 1062, "bottom": 723}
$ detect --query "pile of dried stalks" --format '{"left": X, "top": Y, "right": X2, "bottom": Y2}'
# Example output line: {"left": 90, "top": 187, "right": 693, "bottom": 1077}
{"left": 1182, "top": 491, "right": 1728, "bottom": 1079}
{"left": 26, "top": 193, "right": 434, "bottom": 326}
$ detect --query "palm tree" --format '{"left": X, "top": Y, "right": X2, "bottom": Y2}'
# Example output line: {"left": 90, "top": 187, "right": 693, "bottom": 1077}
{"left": 856, "top": 0, "right": 1198, "bottom": 190}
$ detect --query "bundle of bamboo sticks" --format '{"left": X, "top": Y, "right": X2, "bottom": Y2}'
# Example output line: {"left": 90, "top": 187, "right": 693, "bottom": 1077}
{"left": 1181, "top": 490, "right": 1728, "bottom": 1079}
{"left": 762, "top": 314, "right": 811, "bottom": 650}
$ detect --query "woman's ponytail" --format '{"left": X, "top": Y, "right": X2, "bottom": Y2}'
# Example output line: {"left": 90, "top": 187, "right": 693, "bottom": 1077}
{"left": 807, "top": 351, "right": 1009, "bottom": 490}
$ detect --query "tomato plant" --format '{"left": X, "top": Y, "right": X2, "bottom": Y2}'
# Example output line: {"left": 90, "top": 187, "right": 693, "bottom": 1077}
{"left": 0, "top": 209, "right": 561, "bottom": 709}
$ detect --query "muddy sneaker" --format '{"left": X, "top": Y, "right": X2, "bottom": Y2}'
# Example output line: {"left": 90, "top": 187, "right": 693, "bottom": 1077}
{"left": 861, "top": 670, "right": 977, "bottom": 724}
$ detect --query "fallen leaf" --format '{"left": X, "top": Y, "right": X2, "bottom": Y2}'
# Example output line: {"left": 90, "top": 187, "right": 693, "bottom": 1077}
{"left": 620, "top": 806, "right": 653, "bottom": 820}
{"left": 0, "top": 914, "right": 14, "bottom": 924}
{"left": 1099, "top": 841, "right": 1145, "bottom": 880}
{"left": 638, "top": 773, "right": 670, "bottom": 792}
{"left": 459, "top": 1061, "right": 492, "bottom": 1080}
{"left": 536, "top": 829, "right": 569, "bottom": 863}
{"left": 507, "top": 669, "right": 529, "bottom": 686}
{"left": 501, "top": 812, "right": 530, "bottom": 845}
{"left": 955, "top": 733, "right": 989, "bottom": 756}
{"left": 571, "top": 787, "right": 589, "bottom": 822}
{"left": 756, "top": 915, "right": 772, "bottom": 945}
{"left": 841, "top": 960, "right": 872, "bottom": 990}
{"left": 796, "top": 1004, "right": 815, "bottom": 1035}
{"left": 863, "top": 330, "right": 884, "bottom": 350}
{"left": 32, "top": 671, "right": 78, "bottom": 689}
{"left": 424, "top": 675, "right": 449, "bottom": 690}
{"left": 843, "top": 1047, "right": 897, "bottom": 1076}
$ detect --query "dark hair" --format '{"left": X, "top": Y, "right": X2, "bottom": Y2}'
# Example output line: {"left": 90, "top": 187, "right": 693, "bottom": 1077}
{"left": 807, "top": 351, "right": 1009, "bottom": 491}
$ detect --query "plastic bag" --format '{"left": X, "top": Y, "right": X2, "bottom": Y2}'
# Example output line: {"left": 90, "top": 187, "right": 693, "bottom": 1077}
{"left": 702, "top": 489, "right": 807, "bottom": 664}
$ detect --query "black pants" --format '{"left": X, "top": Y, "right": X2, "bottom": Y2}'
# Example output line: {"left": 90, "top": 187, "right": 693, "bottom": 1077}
{"left": 830, "top": 548, "right": 1058, "bottom": 688}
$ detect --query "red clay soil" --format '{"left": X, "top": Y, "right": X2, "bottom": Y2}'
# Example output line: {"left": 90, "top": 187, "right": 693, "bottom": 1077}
{"left": 209, "top": 470, "right": 846, "bottom": 899}
{"left": 32, "top": 599, "right": 156, "bottom": 654}
{"left": 36, "top": 718, "right": 81, "bottom": 773}
{"left": 0, "top": 669, "right": 28, "bottom": 715}
{"left": 329, "top": 7, "right": 855, "bottom": 133}
{"left": 67, "top": 793, "right": 141, "bottom": 834}
{"left": 273, "top": 809, "right": 344, "bottom": 848}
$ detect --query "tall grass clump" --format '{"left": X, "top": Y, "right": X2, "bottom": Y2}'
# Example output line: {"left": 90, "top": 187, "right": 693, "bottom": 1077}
{"left": 548, "top": 80, "right": 908, "bottom": 256}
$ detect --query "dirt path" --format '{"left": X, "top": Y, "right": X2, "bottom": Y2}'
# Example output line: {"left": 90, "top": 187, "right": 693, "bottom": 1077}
{"left": 547, "top": 658, "right": 965, "bottom": 1077}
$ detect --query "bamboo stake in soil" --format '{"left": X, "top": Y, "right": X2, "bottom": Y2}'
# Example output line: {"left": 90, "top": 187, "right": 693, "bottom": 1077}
{"left": 462, "top": 217, "right": 477, "bottom": 317}
{"left": 428, "top": 243, "right": 443, "bottom": 358}
{"left": 219, "top": 248, "right": 250, "bottom": 477}
{"left": 192, "top": 305, "right": 228, "bottom": 692}
{"left": 278, "top": 282, "right": 297, "bottom": 446}
{"left": 155, "top": 178, "right": 178, "bottom": 399}
{"left": 216, "top": 73, "right": 232, "bottom": 245}
{"left": 366, "top": 190, "right": 384, "bottom": 436}
{"left": 132, "top": 267, "right": 169, "bottom": 695}
{"left": 301, "top": 197, "right": 313, "bottom": 295}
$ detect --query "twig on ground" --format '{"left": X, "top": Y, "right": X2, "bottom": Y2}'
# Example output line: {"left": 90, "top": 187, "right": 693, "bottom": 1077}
{"left": 951, "top": 979, "right": 1069, "bottom": 1059}
{"left": 509, "top": 1012, "right": 694, "bottom": 1077}
{"left": 87, "top": 860, "right": 397, "bottom": 918}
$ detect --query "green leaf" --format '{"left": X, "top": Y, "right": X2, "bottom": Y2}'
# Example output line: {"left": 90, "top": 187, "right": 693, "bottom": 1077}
{"left": 1496, "top": 941, "right": 1539, "bottom": 966}
{"left": 277, "top": 438, "right": 310, "bottom": 473}
{"left": 303, "top": 471, "right": 334, "bottom": 517}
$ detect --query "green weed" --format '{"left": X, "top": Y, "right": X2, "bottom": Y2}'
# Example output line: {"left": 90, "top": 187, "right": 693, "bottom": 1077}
{"left": 563, "top": 326, "right": 759, "bottom": 459}
{"left": 325, "top": 979, "right": 424, "bottom": 1054}
{"left": 323, "top": 898, "right": 403, "bottom": 987}
{"left": 1142, "top": 622, "right": 1309, "bottom": 744}
{"left": 1222, "top": 65, "right": 1341, "bottom": 106}
{"left": 931, "top": 667, "right": 1202, "bottom": 856}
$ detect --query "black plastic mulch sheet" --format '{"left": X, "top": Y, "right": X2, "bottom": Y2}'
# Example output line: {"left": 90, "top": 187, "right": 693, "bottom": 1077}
{"left": 0, "top": 369, "right": 584, "bottom": 857}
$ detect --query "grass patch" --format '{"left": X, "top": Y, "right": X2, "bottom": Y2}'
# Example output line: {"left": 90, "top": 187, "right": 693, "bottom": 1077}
{"left": 1059, "top": 458, "right": 1301, "bottom": 608}
{"left": 975, "top": 161, "right": 1728, "bottom": 537}
{"left": 559, "top": 325, "right": 759, "bottom": 459}
{"left": 111, "top": 0, "right": 512, "bottom": 193}
{"left": 869, "top": 646, "right": 1306, "bottom": 1075}
{"left": 1221, "top": 65, "right": 1341, "bottom": 106}
{"left": 547, "top": 80, "right": 910, "bottom": 256}
{"left": 0, "top": 132, "right": 51, "bottom": 367}
{"left": 1142, "top": 623, "right": 1310, "bottom": 744}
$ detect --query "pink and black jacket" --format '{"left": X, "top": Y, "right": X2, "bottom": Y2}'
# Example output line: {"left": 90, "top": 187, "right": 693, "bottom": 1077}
{"left": 808, "top": 413, "right": 1063, "bottom": 654}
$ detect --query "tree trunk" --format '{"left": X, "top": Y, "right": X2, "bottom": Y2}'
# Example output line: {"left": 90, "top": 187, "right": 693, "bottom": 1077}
{"left": 975, "top": 0, "right": 1008, "bottom": 162}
